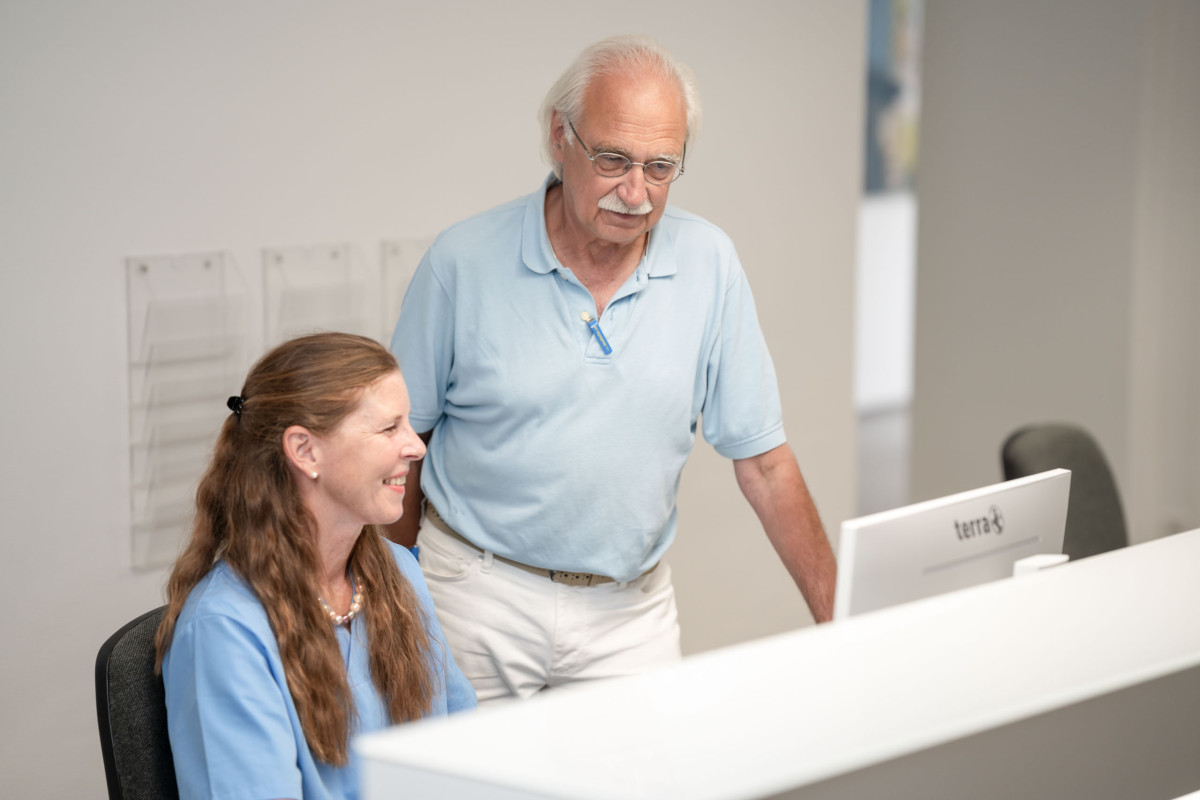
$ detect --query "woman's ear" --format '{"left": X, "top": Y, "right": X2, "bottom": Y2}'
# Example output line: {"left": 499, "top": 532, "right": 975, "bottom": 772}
{"left": 282, "top": 424, "right": 318, "bottom": 478}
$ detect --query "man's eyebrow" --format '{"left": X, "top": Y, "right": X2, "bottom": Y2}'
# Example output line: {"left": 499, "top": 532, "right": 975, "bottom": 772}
{"left": 592, "top": 142, "right": 682, "bottom": 163}
{"left": 590, "top": 141, "right": 633, "bottom": 157}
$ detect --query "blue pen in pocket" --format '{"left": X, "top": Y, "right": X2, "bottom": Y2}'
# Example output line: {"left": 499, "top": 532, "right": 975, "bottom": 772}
{"left": 580, "top": 312, "right": 613, "bottom": 355}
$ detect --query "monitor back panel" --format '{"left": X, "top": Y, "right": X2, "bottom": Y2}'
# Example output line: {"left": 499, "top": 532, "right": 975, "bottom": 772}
{"left": 833, "top": 469, "right": 1070, "bottom": 619}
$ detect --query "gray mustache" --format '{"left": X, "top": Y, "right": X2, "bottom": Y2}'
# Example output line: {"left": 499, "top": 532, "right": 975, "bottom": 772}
{"left": 598, "top": 192, "right": 653, "bottom": 216}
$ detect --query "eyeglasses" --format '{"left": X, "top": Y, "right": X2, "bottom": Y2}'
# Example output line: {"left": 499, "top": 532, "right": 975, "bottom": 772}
{"left": 567, "top": 120, "right": 685, "bottom": 186}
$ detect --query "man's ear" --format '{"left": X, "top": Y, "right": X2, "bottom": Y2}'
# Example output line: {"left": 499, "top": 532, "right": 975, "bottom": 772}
{"left": 282, "top": 424, "right": 318, "bottom": 477}
{"left": 550, "top": 109, "right": 567, "bottom": 164}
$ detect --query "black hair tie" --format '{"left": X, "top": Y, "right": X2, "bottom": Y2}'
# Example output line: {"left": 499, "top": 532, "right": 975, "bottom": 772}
{"left": 227, "top": 396, "right": 245, "bottom": 417}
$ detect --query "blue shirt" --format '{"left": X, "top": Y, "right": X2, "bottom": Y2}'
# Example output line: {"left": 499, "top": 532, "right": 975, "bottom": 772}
{"left": 162, "top": 541, "right": 476, "bottom": 800}
{"left": 391, "top": 176, "right": 785, "bottom": 582}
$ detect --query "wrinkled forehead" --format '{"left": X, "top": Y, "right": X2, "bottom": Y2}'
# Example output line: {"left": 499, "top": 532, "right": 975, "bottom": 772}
{"left": 581, "top": 71, "right": 688, "bottom": 150}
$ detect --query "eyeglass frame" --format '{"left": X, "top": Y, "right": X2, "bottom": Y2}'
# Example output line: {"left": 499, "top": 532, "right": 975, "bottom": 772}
{"left": 565, "top": 119, "right": 686, "bottom": 185}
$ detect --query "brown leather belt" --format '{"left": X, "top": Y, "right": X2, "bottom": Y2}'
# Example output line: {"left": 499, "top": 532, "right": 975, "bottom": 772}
{"left": 424, "top": 504, "right": 654, "bottom": 587}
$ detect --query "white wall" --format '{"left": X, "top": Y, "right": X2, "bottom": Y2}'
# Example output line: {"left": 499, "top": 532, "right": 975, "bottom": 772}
{"left": 0, "top": 2, "right": 863, "bottom": 795}
{"left": 911, "top": 0, "right": 1200, "bottom": 544}
{"left": 1127, "top": 0, "right": 1200, "bottom": 545}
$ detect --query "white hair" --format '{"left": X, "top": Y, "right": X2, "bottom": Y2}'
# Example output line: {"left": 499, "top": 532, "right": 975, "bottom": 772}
{"left": 538, "top": 35, "right": 702, "bottom": 178}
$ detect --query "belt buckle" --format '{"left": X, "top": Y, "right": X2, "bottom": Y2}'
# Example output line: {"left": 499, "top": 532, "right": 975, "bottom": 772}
{"left": 549, "top": 570, "right": 595, "bottom": 587}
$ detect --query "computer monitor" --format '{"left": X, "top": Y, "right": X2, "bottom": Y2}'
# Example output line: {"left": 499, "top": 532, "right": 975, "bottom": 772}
{"left": 833, "top": 468, "right": 1071, "bottom": 620}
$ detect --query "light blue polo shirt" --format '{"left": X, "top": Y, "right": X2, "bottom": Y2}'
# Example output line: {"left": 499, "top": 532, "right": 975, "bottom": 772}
{"left": 391, "top": 176, "right": 786, "bottom": 582}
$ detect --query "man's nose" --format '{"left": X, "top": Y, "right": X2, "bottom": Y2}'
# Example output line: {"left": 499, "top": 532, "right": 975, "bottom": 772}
{"left": 616, "top": 166, "right": 649, "bottom": 206}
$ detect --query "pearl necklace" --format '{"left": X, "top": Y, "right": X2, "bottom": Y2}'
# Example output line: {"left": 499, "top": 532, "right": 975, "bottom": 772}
{"left": 318, "top": 573, "right": 364, "bottom": 626}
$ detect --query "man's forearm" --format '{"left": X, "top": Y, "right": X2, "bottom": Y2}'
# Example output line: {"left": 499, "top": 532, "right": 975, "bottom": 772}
{"left": 386, "top": 459, "right": 424, "bottom": 548}
{"left": 734, "top": 445, "right": 837, "bottom": 623}
{"left": 385, "top": 433, "right": 431, "bottom": 548}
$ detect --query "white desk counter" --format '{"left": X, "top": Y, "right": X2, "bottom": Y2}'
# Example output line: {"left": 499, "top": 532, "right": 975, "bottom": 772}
{"left": 357, "top": 529, "right": 1200, "bottom": 799}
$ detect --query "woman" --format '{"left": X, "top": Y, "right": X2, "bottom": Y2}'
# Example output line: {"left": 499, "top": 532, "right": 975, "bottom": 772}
{"left": 155, "top": 332, "right": 476, "bottom": 800}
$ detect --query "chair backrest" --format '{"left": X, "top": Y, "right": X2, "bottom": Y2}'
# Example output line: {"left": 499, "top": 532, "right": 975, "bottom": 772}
{"left": 95, "top": 605, "right": 179, "bottom": 800}
{"left": 1001, "top": 423, "right": 1129, "bottom": 561}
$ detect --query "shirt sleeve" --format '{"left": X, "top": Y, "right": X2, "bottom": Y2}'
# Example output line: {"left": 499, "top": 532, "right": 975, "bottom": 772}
{"left": 701, "top": 248, "right": 787, "bottom": 460}
{"left": 390, "top": 247, "right": 455, "bottom": 434}
{"left": 163, "top": 613, "right": 304, "bottom": 800}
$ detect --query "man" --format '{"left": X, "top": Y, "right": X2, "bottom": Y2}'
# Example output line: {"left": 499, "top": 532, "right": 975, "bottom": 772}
{"left": 388, "top": 35, "right": 836, "bottom": 703}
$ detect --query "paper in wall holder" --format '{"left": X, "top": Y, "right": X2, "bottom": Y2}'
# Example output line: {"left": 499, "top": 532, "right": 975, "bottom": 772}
{"left": 262, "top": 243, "right": 373, "bottom": 347}
{"left": 126, "top": 252, "right": 247, "bottom": 569}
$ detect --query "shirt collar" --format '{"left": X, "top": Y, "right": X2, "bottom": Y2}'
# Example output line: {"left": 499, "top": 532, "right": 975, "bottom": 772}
{"left": 522, "top": 173, "right": 678, "bottom": 279}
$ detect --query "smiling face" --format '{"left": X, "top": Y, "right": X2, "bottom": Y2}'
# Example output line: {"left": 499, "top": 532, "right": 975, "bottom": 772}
{"left": 551, "top": 69, "right": 688, "bottom": 250}
{"left": 303, "top": 370, "right": 426, "bottom": 535}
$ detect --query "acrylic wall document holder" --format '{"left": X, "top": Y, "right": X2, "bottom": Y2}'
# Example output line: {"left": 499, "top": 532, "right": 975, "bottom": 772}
{"left": 380, "top": 237, "right": 432, "bottom": 343}
{"left": 263, "top": 243, "right": 372, "bottom": 347}
{"left": 126, "top": 252, "right": 246, "bottom": 568}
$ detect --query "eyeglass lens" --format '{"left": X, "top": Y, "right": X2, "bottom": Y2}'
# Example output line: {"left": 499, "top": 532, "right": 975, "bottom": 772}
{"left": 592, "top": 154, "right": 679, "bottom": 184}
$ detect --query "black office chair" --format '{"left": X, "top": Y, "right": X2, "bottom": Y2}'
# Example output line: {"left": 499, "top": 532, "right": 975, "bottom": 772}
{"left": 1001, "top": 422, "right": 1129, "bottom": 561}
{"left": 95, "top": 605, "right": 179, "bottom": 800}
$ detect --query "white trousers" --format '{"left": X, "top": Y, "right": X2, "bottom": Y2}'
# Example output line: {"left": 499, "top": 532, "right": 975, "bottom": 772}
{"left": 416, "top": 518, "right": 682, "bottom": 704}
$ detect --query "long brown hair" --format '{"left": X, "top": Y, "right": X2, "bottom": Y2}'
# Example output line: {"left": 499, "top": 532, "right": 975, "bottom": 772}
{"left": 155, "top": 332, "right": 436, "bottom": 765}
